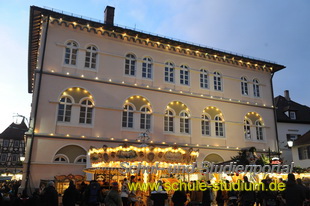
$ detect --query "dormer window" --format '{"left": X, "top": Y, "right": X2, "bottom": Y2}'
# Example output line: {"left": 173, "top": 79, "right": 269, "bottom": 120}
{"left": 289, "top": 111, "right": 296, "bottom": 120}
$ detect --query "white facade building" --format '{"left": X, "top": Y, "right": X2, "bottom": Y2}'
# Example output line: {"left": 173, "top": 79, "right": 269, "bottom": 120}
{"left": 22, "top": 6, "right": 285, "bottom": 191}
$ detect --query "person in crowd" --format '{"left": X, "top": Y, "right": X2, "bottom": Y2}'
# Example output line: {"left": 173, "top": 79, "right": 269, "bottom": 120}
{"left": 41, "top": 181, "right": 58, "bottom": 206}
{"left": 150, "top": 180, "right": 168, "bottom": 206}
{"left": 282, "top": 173, "right": 305, "bottom": 206}
{"left": 120, "top": 178, "right": 130, "bottom": 206}
{"left": 239, "top": 176, "right": 255, "bottom": 206}
{"left": 84, "top": 180, "right": 101, "bottom": 206}
{"left": 172, "top": 184, "right": 187, "bottom": 206}
{"left": 63, "top": 180, "right": 80, "bottom": 206}
{"left": 105, "top": 182, "right": 122, "bottom": 206}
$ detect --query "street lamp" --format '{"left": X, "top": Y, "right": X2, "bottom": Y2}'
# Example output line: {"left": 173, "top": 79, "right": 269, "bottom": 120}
{"left": 287, "top": 140, "right": 293, "bottom": 148}
{"left": 20, "top": 156, "right": 25, "bottom": 162}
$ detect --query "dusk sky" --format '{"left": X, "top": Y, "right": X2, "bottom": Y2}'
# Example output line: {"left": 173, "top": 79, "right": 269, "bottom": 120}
{"left": 0, "top": 0, "right": 309, "bottom": 132}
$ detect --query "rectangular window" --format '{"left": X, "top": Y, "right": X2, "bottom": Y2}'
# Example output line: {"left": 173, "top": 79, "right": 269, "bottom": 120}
{"left": 3, "top": 140, "right": 9, "bottom": 147}
{"left": 14, "top": 140, "right": 19, "bottom": 147}
{"left": 289, "top": 111, "right": 296, "bottom": 120}
{"left": 12, "top": 155, "right": 17, "bottom": 162}
{"left": 0, "top": 154, "right": 7, "bottom": 162}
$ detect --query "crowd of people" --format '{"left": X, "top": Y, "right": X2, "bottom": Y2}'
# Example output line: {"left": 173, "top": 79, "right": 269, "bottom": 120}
{"left": 0, "top": 173, "right": 310, "bottom": 206}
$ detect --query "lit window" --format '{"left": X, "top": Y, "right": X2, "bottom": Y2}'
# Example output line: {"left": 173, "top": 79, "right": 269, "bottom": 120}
{"left": 122, "top": 104, "right": 134, "bottom": 128}
{"left": 164, "top": 110, "right": 174, "bottom": 132}
{"left": 215, "top": 116, "right": 224, "bottom": 137}
{"left": 140, "top": 106, "right": 151, "bottom": 130}
{"left": 164, "top": 62, "right": 174, "bottom": 83}
{"left": 180, "top": 65, "right": 189, "bottom": 85}
{"left": 200, "top": 69, "right": 208, "bottom": 89}
{"left": 253, "top": 79, "right": 260, "bottom": 97}
{"left": 85, "top": 45, "right": 97, "bottom": 69}
{"left": 125, "top": 54, "right": 136, "bottom": 76}
{"left": 180, "top": 111, "right": 190, "bottom": 134}
{"left": 241, "top": 77, "right": 248, "bottom": 95}
{"left": 213, "top": 72, "right": 222, "bottom": 91}
{"left": 64, "top": 41, "right": 78, "bottom": 65}
{"left": 79, "top": 99, "right": 93, "bottom": 124}
{"left": 244, "top": 119, "right": 251, "bottom": 139}
{"left": 57, "top": 97, "right": 72, "bottom": 122}
{"left": 201, "top": 114, "right": 210, "bottom": 135}
{"left": 255, "top": 120, "right": 263, "bottom": 140}
{"left": 142, "top": 57, "right": 152, "bottom": 79}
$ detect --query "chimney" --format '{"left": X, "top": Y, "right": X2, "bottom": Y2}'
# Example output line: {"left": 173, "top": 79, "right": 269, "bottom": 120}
{"left": 284, "top": 90, "right": 291, "bottom": 101}
{"left": 104, "top": 6, "right": 115, "bottom": 25}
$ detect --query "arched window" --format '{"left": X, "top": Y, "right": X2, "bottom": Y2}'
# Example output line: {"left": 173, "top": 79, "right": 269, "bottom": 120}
{"left": 244, "top": 119, "right": 251, "bottom": 139}
{"left": 180, "top": 65, "right": 189, "bottom": 85}
{"left": 54, "top": 154, "right": 69, "bottom": 163}
{"left": 64, "top": 41, "right": 78, "bottom": 65}
{"left": 165, "top": 62, "right": 174, "bottom": 83}
{"left": 241, "top": 77, "right": 248, "bottom": 95}
{"left": 122, "top": 104, "right": 134, "bottom": 128}
{"left": 79, "top": 99, "right": 93, "bottom": 124}
{"left": 256, "top": 120, "right": 263, "bottom": 140}
{"left": 215, "top": 116, "right": 224, "bottom": 137}
{"left": 85, "top": 45, "right": 97, "bottom": 69}
{"left": 140, "top": 106, "right": 151, "bottom": 130}
{"left": 125, "top": 54, "right": 136, "bottom": 76}
{"left": 142, "top": 57, "right": 152, "bottom": 79}
{"left": 200, "top": 69, "right": 208, "bottom": 89}
{"left": 180, "top": 111, "right": 190, "bottom": 134}
{"left": 57, "top": 96, "right": 73, "bottom": 122}
{"left": 253, "top": 79, "right": 260, "bottom": 97}
{"left": 75, "top": 155, "right": 87, "bottom": 164}
{"left": 201, "top": 114, "right": 210, "bottom": 135}
{"left": 213, "top": 72, "right": 222, "bottom": 91}
{"left": 164, "top": 110, "right": 174, "bottom": 132}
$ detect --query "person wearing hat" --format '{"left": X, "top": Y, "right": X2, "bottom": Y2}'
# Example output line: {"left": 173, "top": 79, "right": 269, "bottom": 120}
{"left": 105, "top": 182, "right": 122, "bottom": 206}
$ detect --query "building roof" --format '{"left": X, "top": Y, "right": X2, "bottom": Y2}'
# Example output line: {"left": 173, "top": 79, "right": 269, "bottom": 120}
{"left": 0, "top": 120, "right": 28, "bottom": 140}
{"left": 28, "top": 6, "right": 285, "bottom": 93}
{"left": 294, "top": 130, "right": 310, "bottom": 146}
{"left": 275, "top": 95, "right": 310, "bottom": 124}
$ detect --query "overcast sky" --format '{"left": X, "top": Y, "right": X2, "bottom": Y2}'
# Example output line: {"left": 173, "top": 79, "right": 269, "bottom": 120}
{"left": 0, "top": 0, "right": 309, "bottom": 132}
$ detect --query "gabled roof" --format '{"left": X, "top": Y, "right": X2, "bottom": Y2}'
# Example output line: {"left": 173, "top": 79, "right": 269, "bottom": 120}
{"left": 28, "top": 6, "right": 285, "bottom": 93}
{"left": 0, "top": 120, "right": 28, "bottom": 140}
{"left": 275, "top": 95, "right": 310, "bottom": 124}
{"left": 294, "top": 130, "right": 310, "bottom": 146}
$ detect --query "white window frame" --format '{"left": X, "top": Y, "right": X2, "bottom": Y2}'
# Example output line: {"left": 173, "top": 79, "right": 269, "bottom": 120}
{"left": 253, "top": 79, "right": 260, "bottom": 97}
{"left": 57, "top": 96, "right": 73, "bottom": 122}
{"left": 201, "top": 114, "right": 210, "bottom": 136}
{"left": 64, "top": 41, "right": 78, "bottom": 65}
{"left": 180, "top": 111, "right": 190, "bottom": 134}
{"left": 122, "top": 103, "right": 135, "bottom": 128}
{"left": 255, "top": 120, "right": 264, "bottom": 140}
{"left": 215, "top": 115, "right": 224, "bottom": 137}
{"left": 213, "top": 72, "right": 222, "bottom": 91}
{"left": 85, "top": 45, "right": 98, "bottom": 69}
{"left": 142, "top": 57, "right": 153, "bottom": 79}
{"left": 180, "top": 65, "right": 190, "bottom": 85}
{"left": 74, "top": 155, "right": 87, "bottom": 164}
{"left": 164, "top": 62, "right": 175, "bottom": 83}
{"left": 244, "top": 119, "right": 251, "bottom": 139}
{"left": 289, "top": 111, "right": 296, "bottom": 120}
{"left": 140, "top": 106, "right": 152, "bottom": 130}
{"left": 164, "top": 109, "right": 175, "bottom": 132}
{"left": 125, "top": 54, "right": 136, "bottom": 76}
{"left": 79, "top": 98, "right": 94, "bottom": 124}
{"left": 200, "top": 69, "right": 209, "bottom": 89}
{"left": 241, "top": 77, "right": 248, "bottom": 96}
{"left": 54, "top": 154, "right": 69, "bottom": 163}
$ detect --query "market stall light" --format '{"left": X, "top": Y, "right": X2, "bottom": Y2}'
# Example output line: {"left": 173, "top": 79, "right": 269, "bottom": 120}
{"left": 66, "top": 72, "right": 70, "bottom": 75}
{"left": 50, "top": 133, "right": 54, "bottom": 136}
{"left": 66, "top": 134, "right": 70, "bottom": 137}
{"left": 95, "top": 77, "right": 98, "bottom": 80}
{"left": 109, "top": 79, "right": 112, "bottom": 82}
{"left": 81, "top": 75, "right": 84, "bottom": 78}
{"left": 110, "top": 138, "right": 114, "bottom": 140}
